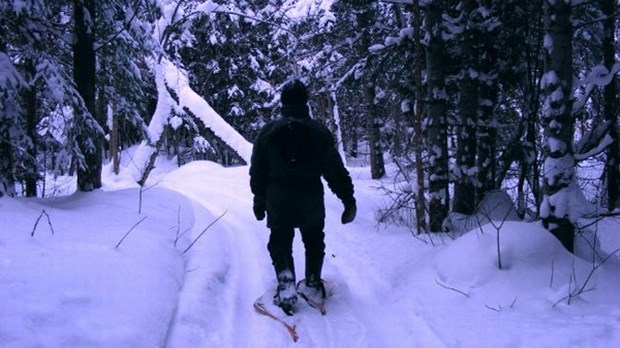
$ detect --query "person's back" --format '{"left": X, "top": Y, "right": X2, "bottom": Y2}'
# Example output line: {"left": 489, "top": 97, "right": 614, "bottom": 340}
{"left": 249, "top": 79, "right": 356, "bottom": 315}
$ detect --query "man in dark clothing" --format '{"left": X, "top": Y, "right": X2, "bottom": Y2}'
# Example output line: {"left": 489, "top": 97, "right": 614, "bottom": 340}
{"left": 249, "top": 79, "right": 356, "bottom": 315}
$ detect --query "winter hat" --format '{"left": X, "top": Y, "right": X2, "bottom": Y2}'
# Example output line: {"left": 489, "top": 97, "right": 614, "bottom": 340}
{"left": 281, "top": 79, "right": 308, "bottom": 106}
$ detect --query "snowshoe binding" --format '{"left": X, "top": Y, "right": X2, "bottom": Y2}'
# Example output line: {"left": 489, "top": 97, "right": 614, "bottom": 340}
{"left": 273, "top": 270, "right": 297, "bottom": 316}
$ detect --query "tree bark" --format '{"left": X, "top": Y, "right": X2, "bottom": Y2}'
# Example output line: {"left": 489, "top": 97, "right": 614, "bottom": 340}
{"left": 74, "top": 0, "right": 102, "bottom": 191}
{"left": 24, "top": 59, "right": 38, "bottom": 197}
{"left": 109, "top": 103, "right": 120, "bottom": 175}
{"left": 364, "top": 85, "right": 386, "bottom": 179}
{"left": 413, "top": 0, "right": 426, "bottom": 233}
{"left": 476, "top": 29, "right": 499, "bottom": 201}
{"left": 540, "top": 0, "right": 575, "bottom": 252}
{"left": 602, "top": 0, "right": 619, "bottom": 211}
{"left": 358, "top": 6, "right": 385, "bottom": 179}
{"left": 0, "top": 127, "right": 15, "bottom": 197}
{"left": 425, "top": 0, "right": 450, "bottom": 232}
{"left": 453, "top": 0, "right": 478, "bottom": 215}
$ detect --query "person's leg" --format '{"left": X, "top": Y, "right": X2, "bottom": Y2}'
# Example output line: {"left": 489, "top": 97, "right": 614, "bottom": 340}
{"left": 299, "top": 221, "right": 325, "bottom": 284}
{"left": 268, "top": 227, "right": 297, "bottom": 313}
{"left": 268, "top": 226, "right": 296, "bottom": 278}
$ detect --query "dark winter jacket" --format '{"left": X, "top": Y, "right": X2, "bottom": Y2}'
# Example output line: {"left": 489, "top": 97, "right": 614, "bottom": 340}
{"left": 249, "top": 104, "right": 355, "bottom": 229}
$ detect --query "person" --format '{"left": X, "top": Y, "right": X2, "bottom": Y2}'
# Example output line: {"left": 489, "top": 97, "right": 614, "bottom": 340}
{"left": 249, "top": 79, "right": 356, "bottom": 315}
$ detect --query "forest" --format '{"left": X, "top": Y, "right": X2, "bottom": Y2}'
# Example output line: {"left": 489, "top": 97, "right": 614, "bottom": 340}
{"left": 1, "top": 0, "right": 618, "bottom": 250}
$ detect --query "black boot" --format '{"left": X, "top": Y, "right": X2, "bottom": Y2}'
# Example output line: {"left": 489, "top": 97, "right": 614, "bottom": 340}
{"left": 274, "top": 269, "right": 297, "bottom": 315}
{"left": 305, "top": 251, "right": 324, "bottom": 286}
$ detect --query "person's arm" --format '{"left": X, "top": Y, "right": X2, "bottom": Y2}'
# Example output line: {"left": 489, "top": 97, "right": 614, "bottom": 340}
{"left": 249, "top": 129, "right": 270, "bottom": 220}
{"left": 321, "top": 130, "right": 356, "bottom": 223}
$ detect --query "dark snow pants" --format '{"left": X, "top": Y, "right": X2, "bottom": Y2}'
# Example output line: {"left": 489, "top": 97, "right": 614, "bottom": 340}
{"left": 268, "top": 221, "right": 325, "bottom": 283}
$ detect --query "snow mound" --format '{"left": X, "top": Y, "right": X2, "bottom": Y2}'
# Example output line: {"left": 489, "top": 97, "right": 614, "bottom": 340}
{"left": 0, "top": 188, "right": 193, "bottom": 347}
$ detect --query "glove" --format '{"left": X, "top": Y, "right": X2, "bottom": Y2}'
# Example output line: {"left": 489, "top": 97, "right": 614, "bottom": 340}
{"left": 341, "top": 199, "right": 356, "bottom": 224}
{"left": 253, "top": 196, "right": 266, "bottom": 221}
{"left": 253, "top": 204, "right": 266, "bottom": 221}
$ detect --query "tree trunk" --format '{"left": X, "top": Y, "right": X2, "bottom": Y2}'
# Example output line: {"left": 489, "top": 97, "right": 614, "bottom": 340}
{"left": 413, "top": 0, "right": 426, "bottom": 233}
{"left": 364, "top": 85, "right": 386, "bottom": 179}
{"left": 329, "top": 91, "right": 347, "bottom": 161}
{"left": 476, "top": 29, "right": 499, "bottom": 202}
{"left": 602, "top": 0, "right": 619, "bottom": 211}
{"left": 24, "top": 59, "right": 38, "bottom": 197}
{"left": 425, "top": 0, "right": 450, "bottom": 232}
{"left": 0, "top": 126, "right": 15, "bottom": 197}
{"left": 74, "top": 0, "right": 102, "bottom": 191}
{"left": 540, "top": 0, "right": 575, "bottom": 252}
{"left": 109, "top": 103, "right": 120, "bottom": 175}
{"left": 453, "top": 0, "right": 478, "bottom": 215}
{"left": 357, "top": 6, "right": 385, "bottom": 179}
{"left": 476, "top": 81, "right": 497, "bottom": 199}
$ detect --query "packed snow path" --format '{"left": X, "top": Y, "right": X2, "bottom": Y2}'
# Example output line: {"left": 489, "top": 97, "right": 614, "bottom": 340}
{"left": 160, "top": 161, "right": 445, "bottom": 347}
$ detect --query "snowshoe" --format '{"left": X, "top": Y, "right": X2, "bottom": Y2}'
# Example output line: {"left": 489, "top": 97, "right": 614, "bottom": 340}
{"left": 297, "top": 278, "right": 329, "bottom": 315}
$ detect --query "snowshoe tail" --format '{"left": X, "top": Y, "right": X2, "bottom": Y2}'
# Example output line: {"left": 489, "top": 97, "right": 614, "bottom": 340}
{"left": 253, "top": 297, "right": 299, "bottom": 342}
{"left": 297, "top": 279, "right": 331, "bottom": 315}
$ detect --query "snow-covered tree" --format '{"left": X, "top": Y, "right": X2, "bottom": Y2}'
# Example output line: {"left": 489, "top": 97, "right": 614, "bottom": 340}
{"left": 601, "top": 0, "right": 619, "bottom": 211}
{"left": 425, "top": 0, "right": 450, "bottom": 232}
{"left": 540, "top": 0, "right": 576, "bottom": 252}
{"left": 0, "top": 0, "right": 89, "bottom": 196}
{"left": 180, "top": 1, "right": 291, "bottom": 142}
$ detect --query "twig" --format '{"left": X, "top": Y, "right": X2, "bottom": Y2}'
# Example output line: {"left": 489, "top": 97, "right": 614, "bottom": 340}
{"left": 185, "top": 265, "right": 200, "bottom": 273}
{"left": 31, "top": 209, "right": 55, "bottom": 237}
{"left": 115, "top": 216, "right": 149, "bottom": 249}
{"left": 138, "top": 185, "right": 144, "bottom": 214}
{"left": 509, "top": 297, "right": 518, "bottom": 309}
{"left": 174, "top": 205, "right": 182, "bottom": 247}
{"left": 549, "top": 259, "right": 555, "bottom": 288}
{"left": 485, "top": 296, "right": 518, "bottom": 312}
{"left": 485, "top": 304, "right": 501, "bottom": 312}
{"left": 435, "top": 279, "right": 470, "bottom": 298}
{"left": 182, "top": 210, "right": 227, "bottom": 254}
{"left": 552, "top": 248, "right": 619, "bottom": 307}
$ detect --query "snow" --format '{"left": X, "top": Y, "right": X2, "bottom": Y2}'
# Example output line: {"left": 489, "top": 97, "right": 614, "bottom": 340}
{"left": 2, "top": 158, "right": 619, "bottom": 347}
{"left": 195, "top": 0, "right": 221, "bottom": 15}
{"left": 160, "top": 58, "right": 252, "bottom": 163}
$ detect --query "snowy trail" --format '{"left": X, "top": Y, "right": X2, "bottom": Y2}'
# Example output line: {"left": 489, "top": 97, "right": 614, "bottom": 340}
{"left": 158, "top": 161, "right": 445, "bottom": 347}
{"left": 4, "top": 159, "right": 617, "bottom": 348}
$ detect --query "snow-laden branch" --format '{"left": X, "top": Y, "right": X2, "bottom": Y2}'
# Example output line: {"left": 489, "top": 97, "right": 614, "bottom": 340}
{"left": 160, "top": 58, "right": 252, "bottom": 163}
{"left": 0, "top": 52, "right": 25, "bottom": 89}
{"left": 129, "top": 57, "right": 253, "bottom": 184}
{"left": 575, "top": 133, "right": 614, "bottom": 161}
{"left": 573, "top": 63, "right": 620, "bottom": 113}
{"left": 130, "top": 58, "right": 177, "bottom": 185}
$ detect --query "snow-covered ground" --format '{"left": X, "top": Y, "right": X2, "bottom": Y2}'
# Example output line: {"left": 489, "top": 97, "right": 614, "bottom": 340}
{"left": 1, "top": 157, "right": 619, "bottom": 347}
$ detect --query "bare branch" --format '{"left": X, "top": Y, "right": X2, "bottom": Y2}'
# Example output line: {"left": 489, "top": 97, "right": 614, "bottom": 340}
{"left": 174, "top": 205, "right": 182, "bottom": 247}
{"left": 484, "top": 304, "right": 501, "bottom": 312}
{"left": 182, "top": 210, "right": 228, "bottom": 254}
{"left": 31, "top": 209, "right": 55, "bottom": 237}
{"left": 115, "top": 216, "right": 148, "bottom": 249}
{"left": 435, "top": 279, "right": 470, "bottom": 298}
